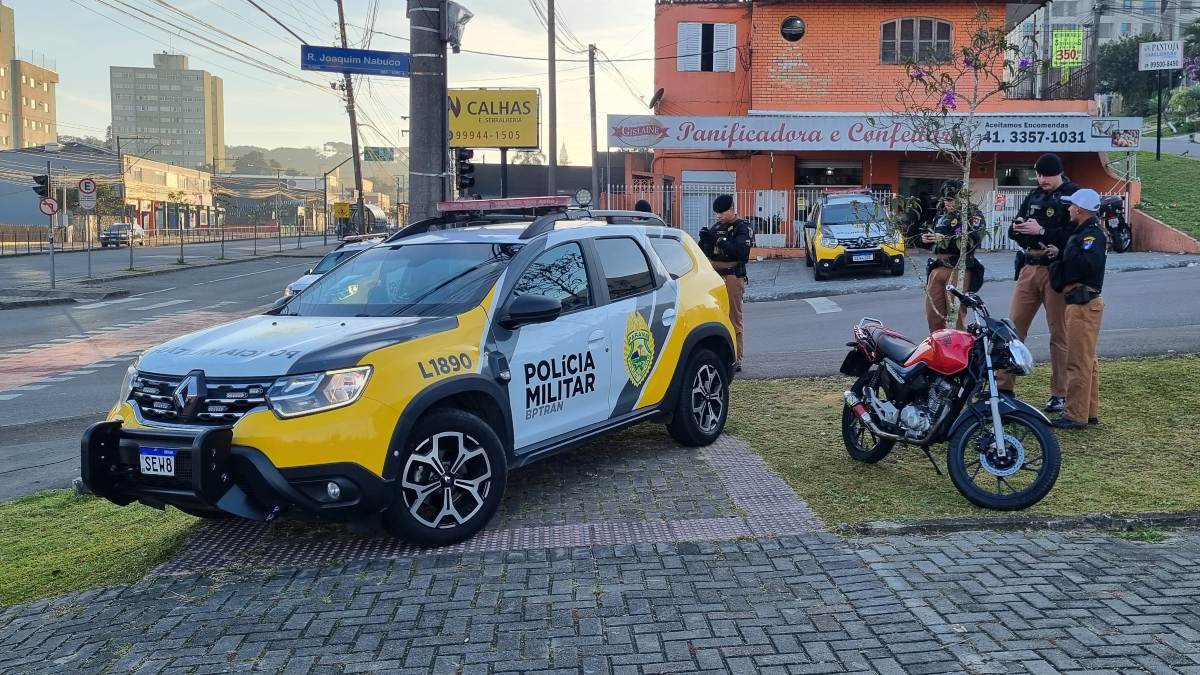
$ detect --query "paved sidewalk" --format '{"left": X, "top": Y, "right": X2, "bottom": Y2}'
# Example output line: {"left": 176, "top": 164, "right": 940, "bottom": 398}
{"left": 3, "top": 424, "right": 1200, "bottom": 673}
{"left": 746, "top": 251, "right": 1200, "bottom": 302}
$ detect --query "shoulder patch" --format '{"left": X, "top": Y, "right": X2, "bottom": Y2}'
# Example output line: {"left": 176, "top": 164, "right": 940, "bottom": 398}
{"left": 1081, "top": 235, "right": 1096, "bottom": 250}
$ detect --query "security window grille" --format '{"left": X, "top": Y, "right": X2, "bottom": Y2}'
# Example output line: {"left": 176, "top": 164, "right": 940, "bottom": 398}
{"left": 881, "top": 18, "right": 952, "bottom": 64}
{"left": 677, "top": 22, "right": 737, "bottom": 72}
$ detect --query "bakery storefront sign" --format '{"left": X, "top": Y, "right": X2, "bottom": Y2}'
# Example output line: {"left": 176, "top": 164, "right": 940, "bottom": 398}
{"left": 608, "top": 114, "right": 1143, "bottom": 153}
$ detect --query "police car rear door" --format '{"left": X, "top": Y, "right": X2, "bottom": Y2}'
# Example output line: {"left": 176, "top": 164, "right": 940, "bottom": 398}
{"left": 503, "top": 241, "right": 612, "bottom": 450}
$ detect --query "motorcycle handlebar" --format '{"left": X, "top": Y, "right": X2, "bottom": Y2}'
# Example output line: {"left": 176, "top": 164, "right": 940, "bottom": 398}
{"left": 945, "top": 285, "right": 982, "bottom": 310}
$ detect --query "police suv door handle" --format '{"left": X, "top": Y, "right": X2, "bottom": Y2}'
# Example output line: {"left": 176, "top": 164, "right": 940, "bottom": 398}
{"left": 588, "top": 330, "right": 605, "bottom": 343}
{"left": 662, "top": 309, "right": 676, "bottom": 326}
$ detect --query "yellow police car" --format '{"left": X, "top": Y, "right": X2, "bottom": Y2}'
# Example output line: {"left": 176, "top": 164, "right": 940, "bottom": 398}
{"left": 801, "top": 192, "right": 905, "bottom": 281}
{"left": 82, "top": 197, "right": 737, "bottom": 546}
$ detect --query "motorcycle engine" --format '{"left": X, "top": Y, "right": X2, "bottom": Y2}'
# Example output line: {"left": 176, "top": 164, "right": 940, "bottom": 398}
{"left": 899, "top": 378, "right": 958, "bottom": 440}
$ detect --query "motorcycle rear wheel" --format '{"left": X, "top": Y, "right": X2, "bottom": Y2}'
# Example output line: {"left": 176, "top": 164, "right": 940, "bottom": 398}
{"left": 1111, "top": 224, "right": 1133, "bottom": 253}
{"left": 946, "top": 411, "right": 1060, "bottom": 510}
{"left": 841, "top": 403, "right": 895, "bottom": 463}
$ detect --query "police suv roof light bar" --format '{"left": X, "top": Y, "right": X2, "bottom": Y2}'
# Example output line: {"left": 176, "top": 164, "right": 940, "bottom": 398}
{"left": 436, "top": 196, "right": 572, "bottom": 213}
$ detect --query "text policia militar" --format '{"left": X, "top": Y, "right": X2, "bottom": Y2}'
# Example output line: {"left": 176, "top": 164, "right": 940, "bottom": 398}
{"left": 525, "top": 352, "right": 597, "bottom": 420}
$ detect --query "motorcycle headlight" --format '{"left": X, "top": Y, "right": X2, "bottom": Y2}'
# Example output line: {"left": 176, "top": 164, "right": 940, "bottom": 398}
{"left": 267, "top": 366, "right": 372, "bottom": 418}
{"left": 1006, "top": 339, "right": 1035, "bottom": 376}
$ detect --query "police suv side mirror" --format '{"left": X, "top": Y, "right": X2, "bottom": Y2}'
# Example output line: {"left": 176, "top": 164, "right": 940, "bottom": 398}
{"left": 305, "top": 268, "right": 314, "bottom": 275}
{"left": 500, "top": 294, "right": 562, "bottom": 330}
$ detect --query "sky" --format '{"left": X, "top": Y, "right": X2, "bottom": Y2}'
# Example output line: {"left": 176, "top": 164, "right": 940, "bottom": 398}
{"left": 4, "top": 0, "right": 655, "bottom": 164}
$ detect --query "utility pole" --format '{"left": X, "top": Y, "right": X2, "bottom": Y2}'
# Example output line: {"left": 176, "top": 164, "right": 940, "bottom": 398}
{"left": 47, "top": 160, "right": 55, "bottom": 289}
{"left": 1089, "top": 1, "right": 1103, "bottom": 73}
{"left": 588, "top": 43, "right": 599, "bottom": 204}
{"left": 408, "top": 0, "right": 449, "bottom": 221}
{"left": 547, "top": 0, "right": 558, "bottom": 195}
{"left": 335, "top": 0, "right": 367, "bottom": 235}
{"left": 276, "top": 168, "right": 284, "bottom": 251}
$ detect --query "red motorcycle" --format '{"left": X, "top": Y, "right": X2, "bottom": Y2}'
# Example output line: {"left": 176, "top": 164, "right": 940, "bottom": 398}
{"left": 839, "top": 287, "right": 1061, "bottom": 510}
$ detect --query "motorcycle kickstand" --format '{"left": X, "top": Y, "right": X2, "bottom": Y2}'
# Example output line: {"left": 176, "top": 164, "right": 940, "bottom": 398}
{"left": 920, "top": 446, "right": 944, "bottom": 476}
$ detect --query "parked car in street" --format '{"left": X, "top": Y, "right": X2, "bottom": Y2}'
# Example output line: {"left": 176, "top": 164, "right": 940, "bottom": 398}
{"left": 800, "top": 192, "right": 905, "bottom": 281}
{"left": 99, "top": 223, "right": 146, "bottom": 248}
{"left": 282, "top": 237, "right": 383, "bottom": 298}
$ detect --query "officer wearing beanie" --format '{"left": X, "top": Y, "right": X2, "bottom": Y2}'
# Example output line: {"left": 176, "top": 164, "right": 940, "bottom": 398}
{"left": 699, "top": 194, "right": 752, "bottom": 371}
{"left": 996, "top": 153, "right": 1079, "bottom": 412}
{"left": 922, "top": 179, "right": 984, "bottom": 332}
{"left": 1047, "top": 188, "right": 1107, "bottom": 430}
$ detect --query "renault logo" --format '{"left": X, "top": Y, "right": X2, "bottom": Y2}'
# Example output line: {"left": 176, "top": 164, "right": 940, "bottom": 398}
{"left": 173, "top": 371, "right": 207, "bottom": 419}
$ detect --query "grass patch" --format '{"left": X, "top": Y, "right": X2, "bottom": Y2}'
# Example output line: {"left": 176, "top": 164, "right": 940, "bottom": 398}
{"left": 728, "top": 354, "right": 1200, "bottom": 526}
{"left": 1114, "top": 526, "right": 1170, "bottom": 543}
{"left": 1136, "top": 151, "right": 1200, "bottom": 240}
{"left": 0, "top": 491, "right": 197, "bottom": 607}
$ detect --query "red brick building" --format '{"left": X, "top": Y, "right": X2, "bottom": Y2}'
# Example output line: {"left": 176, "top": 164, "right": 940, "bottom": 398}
{"left": 606, "top": 0, "right": 1143, "bottom": 251}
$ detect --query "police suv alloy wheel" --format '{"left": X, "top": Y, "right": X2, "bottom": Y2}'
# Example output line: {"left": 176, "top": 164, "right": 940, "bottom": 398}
{"left": 383, "top": 408, "right": 507, "bottom": 546}
{"left": 667, "top": 348, "right": 729, "bottom": 447}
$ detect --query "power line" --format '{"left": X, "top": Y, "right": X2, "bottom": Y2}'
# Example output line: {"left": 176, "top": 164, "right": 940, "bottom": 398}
{"left": 241, "top": 0, "right": 309, "bottom": 44}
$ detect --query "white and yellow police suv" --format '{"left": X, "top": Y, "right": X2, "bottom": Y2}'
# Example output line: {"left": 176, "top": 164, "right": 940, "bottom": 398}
{"left": 82, "top": 197, "right": 737, "bottom": 546}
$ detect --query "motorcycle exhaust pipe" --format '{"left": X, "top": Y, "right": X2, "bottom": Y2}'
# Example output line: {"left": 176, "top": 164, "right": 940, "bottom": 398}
{"left": 843, "top": 391, "right": 904, "bottom": 441}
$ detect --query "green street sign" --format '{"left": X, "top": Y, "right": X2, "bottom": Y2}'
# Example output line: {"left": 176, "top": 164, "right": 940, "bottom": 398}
{"left": 363, "top": 146, "right": 395, "bottom": 162}
{"left": 1052, "top": 30, "right": 1084, "bottom": 67}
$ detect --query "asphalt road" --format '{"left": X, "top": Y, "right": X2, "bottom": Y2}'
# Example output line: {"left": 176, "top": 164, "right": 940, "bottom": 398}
{"left": 0, "top": 235, "right": 329, "bottom": 288}
{"left": 0, "top": 262, "right": 1196, "bottom": 502}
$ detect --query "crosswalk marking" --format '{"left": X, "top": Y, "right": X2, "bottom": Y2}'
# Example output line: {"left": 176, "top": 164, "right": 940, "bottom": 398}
{"left": 73, "top": 297, "right": 140, "bottom": 311}
{"left": 0, "top": 394, "right": 20, "bottom": 401}
{"left": 804, "top": 297, "right": 843, "bottom": 314}
{"left": 61, "top": 370, "right": 96, "bottom": 376}
{"left": 131, "top": 299, "right": 191, "bottom": 312}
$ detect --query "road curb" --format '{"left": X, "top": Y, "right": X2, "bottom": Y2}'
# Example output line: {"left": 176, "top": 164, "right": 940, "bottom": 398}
{"left": 69, "top": 250, "right": 328, "bottom": 286}
{"left": 836, "top": 510, "right": 1200, "bottom": 537}
{"left": 0, "top": 296, "right": 78, "bottom": 309}
{"left": 745, "top": 258, "right": 1200, "bottom": 303}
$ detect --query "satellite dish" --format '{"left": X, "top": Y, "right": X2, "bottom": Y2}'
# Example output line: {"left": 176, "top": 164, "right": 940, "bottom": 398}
{"left": 648, "top": 88, "right": 665, "bottom": 110}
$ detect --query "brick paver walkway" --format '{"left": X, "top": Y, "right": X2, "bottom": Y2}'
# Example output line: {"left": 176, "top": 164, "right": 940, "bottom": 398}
{"left": 1, "top": 427, "right": 1198, "bottom": 674}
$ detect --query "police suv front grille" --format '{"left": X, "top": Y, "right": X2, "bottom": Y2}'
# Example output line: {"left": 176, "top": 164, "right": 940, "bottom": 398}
{"left": 837, "top": 235, "right": 886, "bottom": 248}
{"left": 131, "top": 372, "right": 274, "bottom": 426}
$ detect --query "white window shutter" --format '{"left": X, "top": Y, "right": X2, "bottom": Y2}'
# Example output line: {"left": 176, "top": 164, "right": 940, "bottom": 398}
{"left": 714, "top": 23, "right": 737, "bottom": 72}
{"left": 677, "top": 23, "right": 701, "bottom": 72}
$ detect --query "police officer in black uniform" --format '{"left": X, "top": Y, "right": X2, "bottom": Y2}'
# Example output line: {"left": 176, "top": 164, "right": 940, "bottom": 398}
{"left": 996, "top": 153, "right": 1080, "bottom": 411}
{"left": 699, "top": 194, "right": 753, "bottom": 371}
{"left": 922, "top": 180, "right": 985, "bottom": 332}
{"left": 1047, "top": 188, "right": 1107, "bottom": 430}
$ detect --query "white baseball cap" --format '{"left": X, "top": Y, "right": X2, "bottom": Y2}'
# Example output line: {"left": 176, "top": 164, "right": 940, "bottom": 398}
{"left": 1062, "top": 189, "right": 1100, "bottom": 212}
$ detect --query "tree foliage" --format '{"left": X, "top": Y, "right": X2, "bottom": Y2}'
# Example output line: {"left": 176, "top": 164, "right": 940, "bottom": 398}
{"left": 1096, "top": 33, "right": 1166, "bottom": 116}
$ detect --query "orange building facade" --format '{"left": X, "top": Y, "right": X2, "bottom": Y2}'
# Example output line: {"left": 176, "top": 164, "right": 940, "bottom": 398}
{"left": 606, "top": 0, "right": 1143, "bottom": 251}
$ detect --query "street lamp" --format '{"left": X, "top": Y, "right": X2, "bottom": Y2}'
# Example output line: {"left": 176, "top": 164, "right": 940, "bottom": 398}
{"left": 115, "top": 136, "right": 164, "bottom": 271}
{"left": 323, "top": 156, "right": 354, "bottom": 245}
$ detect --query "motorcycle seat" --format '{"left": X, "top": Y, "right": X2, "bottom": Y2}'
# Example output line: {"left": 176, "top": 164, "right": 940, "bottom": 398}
{"left": 1099, "top": 195, "right": 1123, "bottom": 207}
{"left": 867, "top": 326, "right": 917, "bottom": 363}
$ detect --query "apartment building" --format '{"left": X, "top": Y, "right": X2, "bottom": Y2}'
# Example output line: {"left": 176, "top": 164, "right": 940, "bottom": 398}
{"left": 110, "top": 53, "right": 225, "bottom": 170}
{"left": 1021, "top": 0, "right": 1200, "bottom": 43}
{"left": 0, "top": 2, "right": 59, "bottom": 150}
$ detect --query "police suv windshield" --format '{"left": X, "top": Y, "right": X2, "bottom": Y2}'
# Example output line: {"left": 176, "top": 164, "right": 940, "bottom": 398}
{"left": 823, "top": 201, "right": 884, "bottom": 225}
{"left": 284, "top": 242, "right": 522, "bottom": 318}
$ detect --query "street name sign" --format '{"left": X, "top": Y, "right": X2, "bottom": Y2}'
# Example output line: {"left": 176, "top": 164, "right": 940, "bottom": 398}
{"left": 1139, "top": 41, "right": 1184, "bottom": 71}
{"left": 301, "top": 45, "right": 411, "bottom": 77}
{"left": 364, "top": 146, "right": 395, "bottom": 162}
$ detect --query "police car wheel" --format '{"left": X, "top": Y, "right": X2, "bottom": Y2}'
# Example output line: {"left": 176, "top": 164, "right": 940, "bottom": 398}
{"left": 384, "top": 408, "right": 507, "bottom": 547}
{"left": 667, "top": 349, "right": 729, "bottom": 447}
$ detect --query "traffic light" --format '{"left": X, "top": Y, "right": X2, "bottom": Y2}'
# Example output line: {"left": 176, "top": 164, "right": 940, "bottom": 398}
{"left": 31, "top": 174, "right": 49, "bottom": 198}
{"left": 455, "top": 148, "right": 475, "bottom": 191}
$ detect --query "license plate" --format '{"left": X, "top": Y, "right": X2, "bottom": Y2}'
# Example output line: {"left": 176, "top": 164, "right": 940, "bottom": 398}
{"left": 1107, "top": 218, "right": 1119, "bottom": 227}
{"left": 852, "top": 253, "right": 874, "bottom": 262}
{"left": 139, "top": 447, "right": 177, "bottom": 477}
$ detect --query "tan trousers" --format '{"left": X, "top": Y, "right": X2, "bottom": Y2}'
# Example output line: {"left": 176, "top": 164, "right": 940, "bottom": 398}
{"left": 925, "top": 265, "right": 973, "bottom": 333}
{"left": 995, "top": 264, "right": 1068, "bottom": 396}
{"left": 1064, "top": 296, "right": 1104, "bottom": 423}
{"left": 723, "top": 274, "right": 746, "bottom": 366}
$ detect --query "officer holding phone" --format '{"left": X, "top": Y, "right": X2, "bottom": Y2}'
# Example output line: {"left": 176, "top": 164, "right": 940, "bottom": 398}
{"left": 996, "top": 154, "right": 1079, "bottom": 413}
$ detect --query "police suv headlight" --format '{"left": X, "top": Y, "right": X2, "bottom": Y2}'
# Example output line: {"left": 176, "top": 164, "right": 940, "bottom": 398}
{"left": 120, "top": 365, "right": 138, "bottom": 401}
{"left": 267, "top": 366, "right": 372, "bottom": 418}
{"left": 820, "top": 234, "right": 838, "bottom": 248}
{"left": 1006, "top": 339, "right": 1035, "bottom": 376}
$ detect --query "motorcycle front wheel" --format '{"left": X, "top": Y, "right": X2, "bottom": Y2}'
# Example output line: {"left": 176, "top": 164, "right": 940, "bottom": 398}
{"left": 946, "top": 411, "right": 1060, "bottom": 510}
{"left": 1111, "top": 223, "right": 1133, "bottom": 253}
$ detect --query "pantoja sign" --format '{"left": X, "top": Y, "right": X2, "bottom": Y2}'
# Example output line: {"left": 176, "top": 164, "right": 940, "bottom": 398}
{"left": 608, "top": 114, "right": 1144, "bottom": 152}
